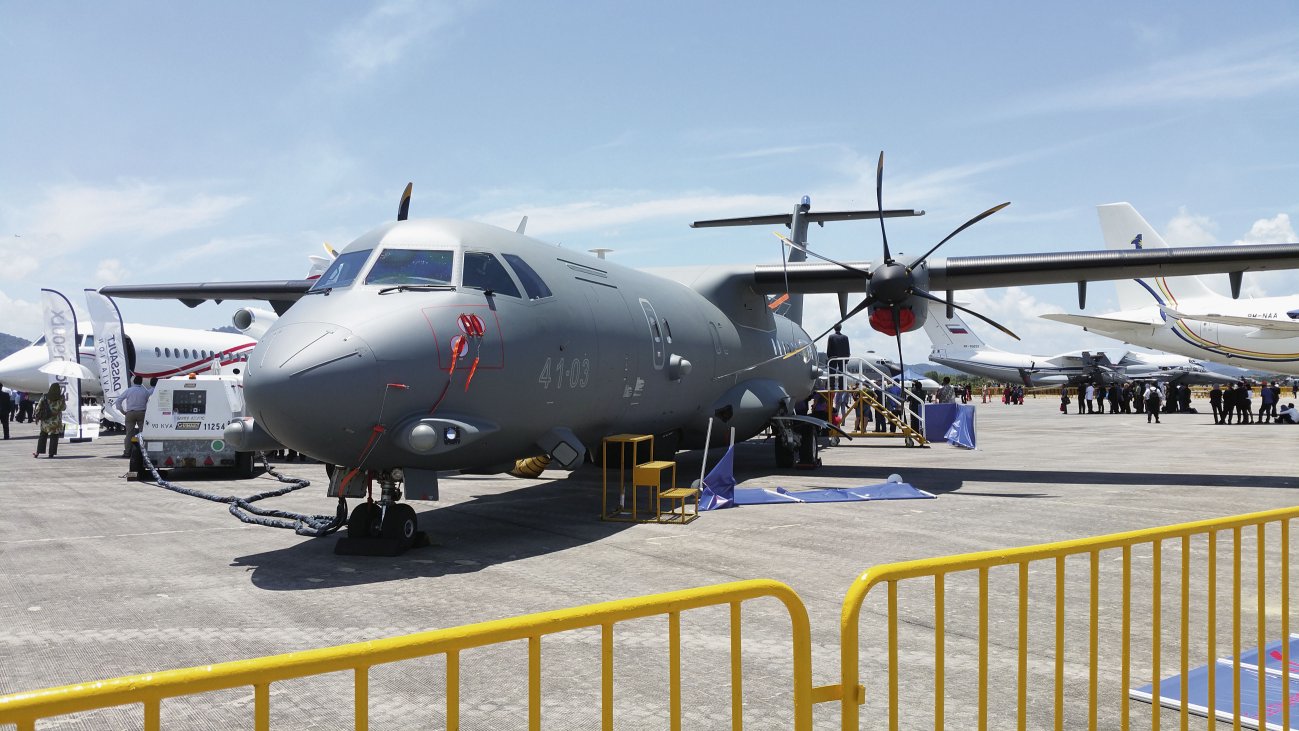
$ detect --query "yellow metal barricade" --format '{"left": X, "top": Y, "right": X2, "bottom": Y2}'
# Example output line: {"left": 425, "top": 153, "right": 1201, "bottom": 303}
{"left": 840, "top": 505, "right": 1297, "bottom": 730}
{"left": 0, "top": 579, "right": 813, "bottom": 731}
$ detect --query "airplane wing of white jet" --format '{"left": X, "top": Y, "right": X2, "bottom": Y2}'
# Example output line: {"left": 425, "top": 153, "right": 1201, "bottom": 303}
{"left": 1040, "top": 312, "right": 1159, "bottom": 332}
{"left": 1159, "top": 306, "right": 1299, "bottom": 337}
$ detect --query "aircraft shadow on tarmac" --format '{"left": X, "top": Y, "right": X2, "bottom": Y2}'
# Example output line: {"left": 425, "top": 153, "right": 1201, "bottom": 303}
{"left": 232, "top": 474, "right": 648, "bottom": 591}
{"left": 807, "top": 462, "right": 1295, "bottom": 495}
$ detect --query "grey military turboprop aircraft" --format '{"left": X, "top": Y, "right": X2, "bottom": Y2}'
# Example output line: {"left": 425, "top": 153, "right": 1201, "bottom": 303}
{"left": 101, "top": 156, "right": 1299, "bottom": 545}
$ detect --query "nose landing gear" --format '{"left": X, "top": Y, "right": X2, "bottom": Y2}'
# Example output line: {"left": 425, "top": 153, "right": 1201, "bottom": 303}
{"left": 335, "top": 472, "right": 429, "bottom": 556}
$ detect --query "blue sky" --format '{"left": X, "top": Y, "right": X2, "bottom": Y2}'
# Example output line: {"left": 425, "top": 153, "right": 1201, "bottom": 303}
{"left": 4, "top": 1, "right": 1299, "bottom": 363}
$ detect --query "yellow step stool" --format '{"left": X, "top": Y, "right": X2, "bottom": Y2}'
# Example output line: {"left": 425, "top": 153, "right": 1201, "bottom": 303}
{"left": 659, "top": 487, "right": 700, "bottom": 524}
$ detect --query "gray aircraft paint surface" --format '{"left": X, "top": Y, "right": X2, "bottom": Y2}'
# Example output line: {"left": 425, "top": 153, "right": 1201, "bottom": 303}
{"left": 102, "top": 185, "right": 1299, "bottom": 525}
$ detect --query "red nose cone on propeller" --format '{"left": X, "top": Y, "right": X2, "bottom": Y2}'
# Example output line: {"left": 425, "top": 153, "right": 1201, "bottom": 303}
{"left": 869, "top": 307, "right": 915, "bottom": 336}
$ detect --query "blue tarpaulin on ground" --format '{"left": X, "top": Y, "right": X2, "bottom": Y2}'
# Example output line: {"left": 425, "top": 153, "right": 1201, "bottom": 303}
{"left": 733, "top": 482, "right": 935, "bottom": 505}
{"left": 698, "top": 445, "right": 736, "bottom": 511}
{"left": 923, "top": 403, "right": 977, "bottom": 448}
{"left": 1132, "top": 635, "right": 1299, "bottom": 729}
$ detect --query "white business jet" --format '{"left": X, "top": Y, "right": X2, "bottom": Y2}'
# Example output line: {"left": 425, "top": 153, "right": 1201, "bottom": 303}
{"left": 925, "top": 300, "right": 1236, "bottom": 385}
{"left": 1042, "top": 203, "right": 1299, "bottom": 376}
{"left": 0, "top": 309, "right": 256, "bottom": 396}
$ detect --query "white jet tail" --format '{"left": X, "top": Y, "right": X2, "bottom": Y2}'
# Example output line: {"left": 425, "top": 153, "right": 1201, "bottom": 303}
{"left": 1097, "top": 202, "right": 1221, "bottom": 310}
{"left": 922, "top": 300, "right": 988, "bottom": 351}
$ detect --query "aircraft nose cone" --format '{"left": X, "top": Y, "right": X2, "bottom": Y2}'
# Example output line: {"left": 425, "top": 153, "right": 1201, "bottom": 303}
{"left": 245, "top": 322, "right": 377, "bottom": 461}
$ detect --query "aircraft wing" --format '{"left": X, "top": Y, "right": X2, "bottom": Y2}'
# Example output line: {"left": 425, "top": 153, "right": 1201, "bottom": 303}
{"left": 99, "top": 281, "right": 314, "bottom": 315}
{"left": 1039, "top": 313, "right": 1155, "bottom": 332}
{"left": 753, "top": 243, "right": 1299, "bottom": 294}
{"left": 1161, "top": 306, "right": 1299, "bottom": 333}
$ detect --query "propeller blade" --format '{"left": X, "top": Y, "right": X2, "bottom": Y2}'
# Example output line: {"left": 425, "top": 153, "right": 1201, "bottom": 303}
{"left": 891, "top": 306, "right": 906, "bottom": 391}
{"left": 397, "top": 182, "right": 413, "bottom": 221}
{"left": 812, "top": 295, "right": 874, "bottom": 342}
{"left": 774, "top": 232, "right": 872, "bottom": 278}
{"left": 837, "top": 291, "right": 849, "bottom": 319}
{"left": 913, "top": 289, "right": 1022, "bottom": 341}
{"left": 911, "top": 201, "right": 1011, "bottom": 270}
{"left": 876, "top": 152, "right": 892, "bottom": 264}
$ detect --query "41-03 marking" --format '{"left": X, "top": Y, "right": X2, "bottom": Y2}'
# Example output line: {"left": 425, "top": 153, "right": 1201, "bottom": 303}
{"left": 538, "top": 356, "right": 591, "bottom": 389}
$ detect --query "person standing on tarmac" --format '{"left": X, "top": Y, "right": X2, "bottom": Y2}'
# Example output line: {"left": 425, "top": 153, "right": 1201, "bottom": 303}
{"left": 33, "top": 383, "right": 66, "bottom": 458}
{"left": 1209, "top": 384, "right": 1224, "bottom": 423}
{"left": 115, "top": 376, "right": 153, "bottom": 457}
{"left": 0, "top": 383, "right": 11, "bottom": 440}
{"left": 1144, "top": 382, "right": 1163, "bottom": 423}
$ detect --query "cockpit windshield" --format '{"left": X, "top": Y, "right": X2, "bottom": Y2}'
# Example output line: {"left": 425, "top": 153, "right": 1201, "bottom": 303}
{"left": 311, "top": 249, "right": 373, "bottom": 291}
{"left": 364, "top": 249, "right": 455, "bottom": 286}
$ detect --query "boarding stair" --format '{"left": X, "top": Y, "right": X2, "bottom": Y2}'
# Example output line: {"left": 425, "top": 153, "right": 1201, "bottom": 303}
{"left": 826, "top": 356, "right": 929, "bottom": 447}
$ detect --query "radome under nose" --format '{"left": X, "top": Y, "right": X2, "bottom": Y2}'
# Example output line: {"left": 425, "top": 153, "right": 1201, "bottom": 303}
{"left": 244, "top": 322, "right": 378, "bottom": 462}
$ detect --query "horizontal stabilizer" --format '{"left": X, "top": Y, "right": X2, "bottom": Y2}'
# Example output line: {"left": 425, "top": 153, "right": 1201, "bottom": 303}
{"left": 691, "top": 209, "right": 924, "bottom": 228}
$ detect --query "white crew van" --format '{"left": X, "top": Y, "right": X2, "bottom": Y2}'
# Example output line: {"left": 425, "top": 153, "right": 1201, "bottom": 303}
{"left": 130, "top": 374, "right": 256, "bottom": 480}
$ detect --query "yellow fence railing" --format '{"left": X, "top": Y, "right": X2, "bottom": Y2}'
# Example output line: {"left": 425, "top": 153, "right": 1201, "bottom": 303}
{"left": 840, "top": 505, "right": 1297, "bottom": 730}
{"left": 0, "top": 579, "right": 814, "bottom": 731}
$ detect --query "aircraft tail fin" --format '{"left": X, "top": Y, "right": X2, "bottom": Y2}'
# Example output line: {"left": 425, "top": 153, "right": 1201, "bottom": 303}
{"left": 921, "top": 299, "right": 987, "bottom": 351}
{"left": 1097, "top": 203, "right": 1221, "bottom": 309}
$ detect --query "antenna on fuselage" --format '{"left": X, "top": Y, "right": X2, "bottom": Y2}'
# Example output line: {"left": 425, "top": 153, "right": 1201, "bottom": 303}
{"left": 589, "top": 248, "right": 613, "bottom": 260}
{"left": 397, "top": 182, "right": 413, "bottom": 221}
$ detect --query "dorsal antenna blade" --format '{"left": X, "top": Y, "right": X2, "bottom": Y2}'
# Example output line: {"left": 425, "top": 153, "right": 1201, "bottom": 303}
{"left": 397, "top": 182, "right": 413, "bottom": 221}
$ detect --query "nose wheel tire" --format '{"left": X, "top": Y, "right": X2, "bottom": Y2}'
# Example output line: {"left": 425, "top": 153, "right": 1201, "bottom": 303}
{"left": 381, "top": 504, "right": 418, "bottom": 548}
{"left": 347, "top": 502, "right": 382, "bottom": 539}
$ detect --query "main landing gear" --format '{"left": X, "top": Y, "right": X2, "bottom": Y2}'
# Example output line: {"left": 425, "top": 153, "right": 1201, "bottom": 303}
{"left": 334, "top": 473, "right": 430, "bottom": 556}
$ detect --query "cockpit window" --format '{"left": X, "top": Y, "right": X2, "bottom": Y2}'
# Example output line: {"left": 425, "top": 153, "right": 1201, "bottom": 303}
{"left": 364, "top": 249, "right": 455, "bottom": 286}
{"left": 502, "top": 254, "right": 553, "bottom": 300}
{"left": 32, "top": 336, "right": 46, "bottom": 346}
{"left": 312, "top": 249, "right": 373, "bottom": 290}
{"left": 462, "top": 252, "right": 521, "bottom": 298}
{"left": 84, "top": 334, "right": 95, "bottom": 347}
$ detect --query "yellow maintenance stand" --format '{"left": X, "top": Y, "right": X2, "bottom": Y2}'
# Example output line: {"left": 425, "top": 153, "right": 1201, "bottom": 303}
{"left": 600, "top": 434, "right": 698, "bottom": 523}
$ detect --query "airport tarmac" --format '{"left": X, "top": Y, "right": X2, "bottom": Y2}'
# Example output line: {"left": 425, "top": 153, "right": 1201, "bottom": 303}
{"left": 1, "top": 397, "right": 1295, "bottom": 729}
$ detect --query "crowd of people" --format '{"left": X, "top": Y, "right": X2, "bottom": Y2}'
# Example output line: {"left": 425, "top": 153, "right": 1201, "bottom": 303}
{"left": 1052, "top": 380, "right": 1295, "bottom": 425}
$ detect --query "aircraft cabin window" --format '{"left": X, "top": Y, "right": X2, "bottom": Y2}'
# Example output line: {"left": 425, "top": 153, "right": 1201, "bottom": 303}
{"left": 165, "top": 348, "right": 171, "bottom": 358}
{"left": 501, "top": 254, "right": 553, "bottom": 300}
{"left": 364, "top": 249, "right": 454, "bottom": 286}
{"left": 462, "top": 252, "right": 521, "bottom": 298}
{"left": 184, "top": 349, "right": 190, "bottom": 359}
{"left": 155, "top": 347, "right": 161, "bottom": 357}
{"left": 311, "top": 248, "right": 373, "bottom": 291}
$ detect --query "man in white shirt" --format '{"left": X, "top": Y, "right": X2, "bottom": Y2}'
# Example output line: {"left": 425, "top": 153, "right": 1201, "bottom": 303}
{"left": 115, "top": 376, "right": 152, "bottom": 457}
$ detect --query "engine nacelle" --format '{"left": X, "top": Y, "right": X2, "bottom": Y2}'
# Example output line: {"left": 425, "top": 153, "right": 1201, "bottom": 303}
{"left": 232, "top": 307, "right": 278, "bottom": 340}
{"left": 224, "top": 417, "right": 284, "bottom": 452}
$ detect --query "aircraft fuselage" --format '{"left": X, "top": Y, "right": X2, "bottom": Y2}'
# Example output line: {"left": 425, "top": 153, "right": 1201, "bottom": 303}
{"left": 244, "top": 219, "right": 815, "bottom": 472}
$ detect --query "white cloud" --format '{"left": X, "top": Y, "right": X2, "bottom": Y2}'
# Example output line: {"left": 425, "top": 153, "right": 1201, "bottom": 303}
{"left": 94, "top": 259, "right": 128, "bottom": 285}
{"left": 1000, "top": 32, "right": 1299, "bottom": 117}
{"left": 333, "top": 0, "right": 468, "bottom": 77}
{"left": 1236, "top": 213, "right": 1296, "bottom": 245}
{"left": 4, "top": 180, "right": 247, "bottom": 256}
{"left": 1163, "top": 207, "right": 1218, "bottom": 246}
{"left": 0, "top": 289, "right": 45, "bottom": 339}
{"left": 2, "top": 253, "right": 40, "bottom": 282}
{"left": 479, "top": 192, "right": 789, "bottom": 237}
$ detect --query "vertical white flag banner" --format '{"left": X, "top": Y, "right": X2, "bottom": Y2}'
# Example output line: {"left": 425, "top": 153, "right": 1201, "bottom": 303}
{"left": 40, "top": 288, "right": 85, "bottom": 440}
{"left": 84, "top": 289, "right": 128, "bottom": 424}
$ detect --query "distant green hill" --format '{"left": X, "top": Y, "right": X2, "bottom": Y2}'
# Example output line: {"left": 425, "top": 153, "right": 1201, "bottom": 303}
{"left": 0, "top": 332, "right": 31, "bottom": 360}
